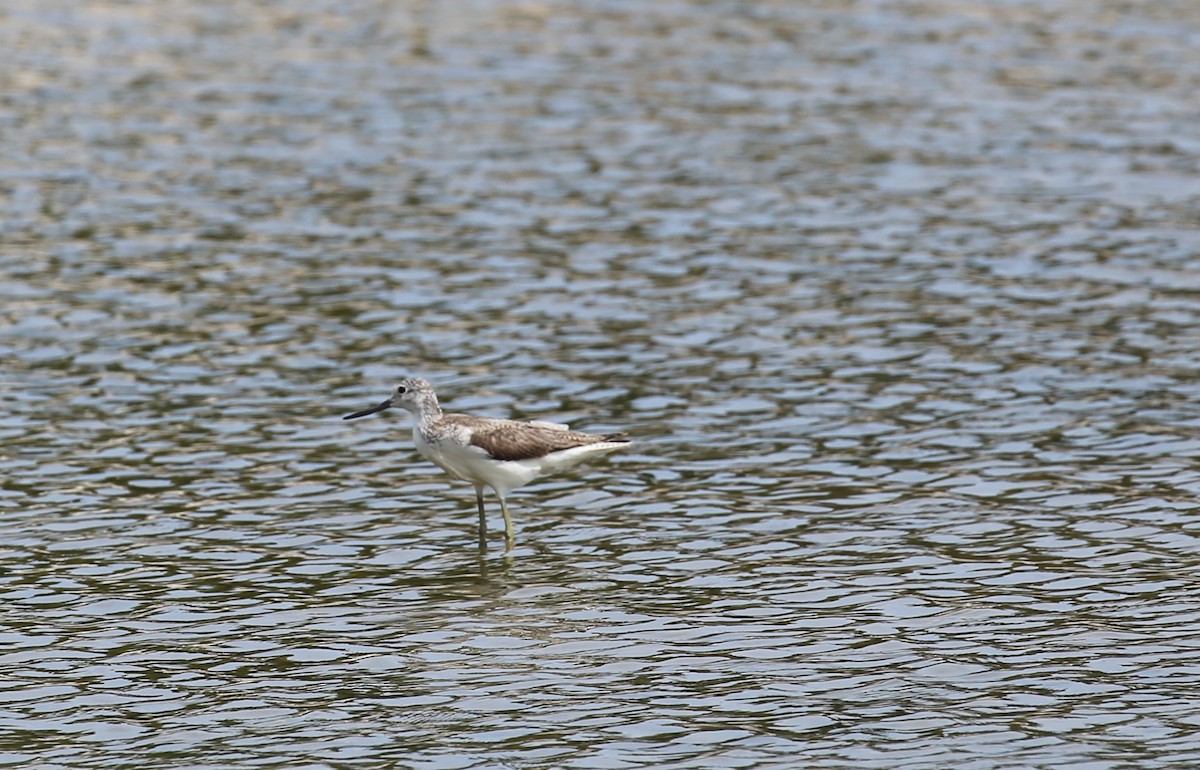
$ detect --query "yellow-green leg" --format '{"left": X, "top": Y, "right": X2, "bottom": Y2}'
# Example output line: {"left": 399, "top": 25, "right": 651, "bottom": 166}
{"left": 499, "top": 496, "right": 515, "bottom": 551}
{"left": 475, "top": 487, "right": 487, "bottom": 550}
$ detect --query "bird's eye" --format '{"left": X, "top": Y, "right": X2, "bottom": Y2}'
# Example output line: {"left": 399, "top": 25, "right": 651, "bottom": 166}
{"left": 397, "top": 386, "right": 407, "bottom": 394}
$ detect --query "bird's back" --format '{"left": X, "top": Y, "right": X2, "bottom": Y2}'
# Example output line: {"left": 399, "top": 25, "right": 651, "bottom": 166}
{"left": 442, "top": 413, "right": 628, "bottom": 462}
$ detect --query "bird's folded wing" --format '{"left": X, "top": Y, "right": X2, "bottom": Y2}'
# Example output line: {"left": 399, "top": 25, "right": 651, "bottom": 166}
{"left": 457, "top": 418, "right": 607, "bottom": 461}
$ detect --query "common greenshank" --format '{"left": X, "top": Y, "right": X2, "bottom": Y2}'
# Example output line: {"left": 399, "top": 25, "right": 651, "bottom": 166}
{"left": 344, "top": 377, "right": 630, "bottom": 550}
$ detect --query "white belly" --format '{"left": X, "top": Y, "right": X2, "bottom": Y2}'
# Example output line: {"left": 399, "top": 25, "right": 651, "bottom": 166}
{"left": 413, "top": 426, "right": 537, "bottom": 491}
{"left": 412, "top": 426, "right": 627, "bottom": 497}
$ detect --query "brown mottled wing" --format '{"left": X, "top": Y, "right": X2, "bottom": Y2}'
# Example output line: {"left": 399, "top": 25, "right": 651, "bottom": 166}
{"left": 445, "top": 414, "right": 624, "bottom": 461}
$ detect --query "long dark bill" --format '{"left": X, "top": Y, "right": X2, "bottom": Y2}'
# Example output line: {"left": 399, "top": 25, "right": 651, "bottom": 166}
{"left": 343, "top": 399, "right": 392, "bottom": 420}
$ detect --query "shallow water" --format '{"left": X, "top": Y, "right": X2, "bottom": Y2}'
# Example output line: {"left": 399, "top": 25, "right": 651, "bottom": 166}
{"left": 3, "top": 0, "right": 1200, "bottom": 767}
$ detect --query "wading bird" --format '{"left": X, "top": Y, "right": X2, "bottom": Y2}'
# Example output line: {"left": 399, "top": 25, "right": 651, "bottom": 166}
{"left": 344, "top": 377, "right": 630, "bottom": 550}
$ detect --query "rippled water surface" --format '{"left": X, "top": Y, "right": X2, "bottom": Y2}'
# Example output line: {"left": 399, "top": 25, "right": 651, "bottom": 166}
{"left": 4, "top": 0, "right": 1200, "bottom": 767}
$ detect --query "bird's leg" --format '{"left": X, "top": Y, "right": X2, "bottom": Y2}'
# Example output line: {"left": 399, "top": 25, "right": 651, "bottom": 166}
{"left": 498, "top": 496, "right": 515, "bottom": 551}
{"left": 475, "top": 486, "right": 487, "bottom": 549}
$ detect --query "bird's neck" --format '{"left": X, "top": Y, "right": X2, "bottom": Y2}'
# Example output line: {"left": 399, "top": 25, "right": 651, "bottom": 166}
{"left": 411, "top": 395, "right": 443, "bottom": 428}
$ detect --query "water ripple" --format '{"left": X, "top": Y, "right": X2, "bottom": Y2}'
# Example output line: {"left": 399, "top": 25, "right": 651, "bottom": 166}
{"left": 3, "top": 0, "right": 1200, "bottom": 767}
